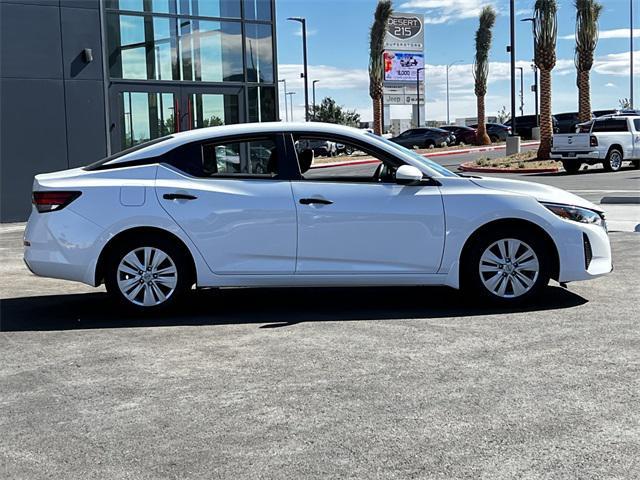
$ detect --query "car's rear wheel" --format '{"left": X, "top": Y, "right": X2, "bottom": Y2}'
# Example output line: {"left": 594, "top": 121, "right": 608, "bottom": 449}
{"left": 603, "top": 148, "right": 623, "bottom": 172}
{"left": 562, "top": 160, "right": 581, "bottom": 174}
{"left": 462, "top": 228, "right": 551, "bottom": 305}
{"left": 489, "top": 134, "right": 499, "bottom": 143}
{"left": 424, "top": 140, "right": 435, "bottom": 149}
{"left": 105, "top": 235, "right": 192, "bottom": 312}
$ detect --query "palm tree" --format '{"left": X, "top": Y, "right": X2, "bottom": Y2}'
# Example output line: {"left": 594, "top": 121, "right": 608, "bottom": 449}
{"left": 534, "top": 0, "right": 558, "bottom": 159}
{"left": 473, "top": 6, "right": 497, "bottom": 145}
{"left": 575, "top": 0, "right": 603, "bottom": 123}
{"left": 368, "top": 0, "right": 393, "bottom": 135}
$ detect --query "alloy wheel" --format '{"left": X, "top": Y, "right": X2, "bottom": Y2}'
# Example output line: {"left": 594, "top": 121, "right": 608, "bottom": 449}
{"left": 609, "top": 151, "right": 622, "bottom": 171}
{"left": 117, "top": 247, "right": 178, "bottom": 307}
{"left": 478, "top": 238, "right": 539, "bottom": 298}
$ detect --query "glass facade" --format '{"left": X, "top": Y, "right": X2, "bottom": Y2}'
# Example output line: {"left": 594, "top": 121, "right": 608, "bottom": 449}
{"left": 106, "top": 0, "right": 277, "bottom": 151}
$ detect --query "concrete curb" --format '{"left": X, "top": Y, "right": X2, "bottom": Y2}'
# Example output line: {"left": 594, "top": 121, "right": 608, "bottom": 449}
{"left": 458, "top": 161, "right": 559, "bottom": 174}
{"left": 601, "top": 196, "right": 640, "bottom": 205}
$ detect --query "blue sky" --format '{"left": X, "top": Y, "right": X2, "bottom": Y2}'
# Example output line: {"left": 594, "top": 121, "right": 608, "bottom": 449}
{"left": 275, "top": 0, "right": 639, "bottom": 123}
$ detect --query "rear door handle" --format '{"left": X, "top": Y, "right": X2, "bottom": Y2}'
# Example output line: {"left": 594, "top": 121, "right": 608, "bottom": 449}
{"left": 299, "top": 198, "right": 333, "bottom": 205}
{"left": 163, "top": 193, "right": 197, "bottom": 201}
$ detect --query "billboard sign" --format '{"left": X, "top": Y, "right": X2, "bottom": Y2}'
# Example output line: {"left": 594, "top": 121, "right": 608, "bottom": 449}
{"left": 384, "top": 13, "right": 424, "bottom": 52}
{"left": 383, "top": 86, "right": 425, "bottom": 105}
{"left": 384, "top": 52, "right": 424, "bottom": 83}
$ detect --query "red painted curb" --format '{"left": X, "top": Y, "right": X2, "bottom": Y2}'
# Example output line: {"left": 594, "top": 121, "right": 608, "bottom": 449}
{"left": 458, "top": 161, "right": 558, "bottom": 174}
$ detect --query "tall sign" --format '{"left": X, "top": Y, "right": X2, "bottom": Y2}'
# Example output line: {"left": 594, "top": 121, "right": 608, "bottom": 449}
{"left": 383, "top": 13, "right": 424, "bottom": 106}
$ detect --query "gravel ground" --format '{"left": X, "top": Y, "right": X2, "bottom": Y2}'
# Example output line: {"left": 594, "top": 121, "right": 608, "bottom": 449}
{"left": 1, "top": 229, "right": 639, "bottom": 479}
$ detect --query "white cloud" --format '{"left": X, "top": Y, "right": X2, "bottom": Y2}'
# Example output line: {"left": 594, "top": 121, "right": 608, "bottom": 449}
{"left": 594, "top": 50, "right": 640, "bottom": 76}
{"left": 293, "top": 28, "right": 318, "bottom": 37}
{"left": 605, "top": 83, "right": 616, "bottom": 87}
{"left": 560, "top": 28, "right": 640, "bottom": 41}
{"left": 399, "top": 0, "right": 498, "bottom": 24}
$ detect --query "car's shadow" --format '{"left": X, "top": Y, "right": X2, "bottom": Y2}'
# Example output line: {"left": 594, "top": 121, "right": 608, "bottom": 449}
{"left": 0, "top": 285, "right": 587, "bottom": 332}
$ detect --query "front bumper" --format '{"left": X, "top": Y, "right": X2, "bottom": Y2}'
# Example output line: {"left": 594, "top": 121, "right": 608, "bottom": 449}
{"left": 556, "top": 221, "right": 612, "bottom": 283}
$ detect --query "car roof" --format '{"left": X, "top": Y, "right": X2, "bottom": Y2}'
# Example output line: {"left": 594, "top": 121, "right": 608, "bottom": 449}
{"left": 100, "top": 122, "right": 371, "bottom": 165}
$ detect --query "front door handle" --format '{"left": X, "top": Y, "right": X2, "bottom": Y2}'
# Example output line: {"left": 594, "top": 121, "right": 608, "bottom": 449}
{"left": 163, "top": 193, "right": 197, "bottom": 201}
{"left": 299, "top": 198, "right": 333, "bottom": 205}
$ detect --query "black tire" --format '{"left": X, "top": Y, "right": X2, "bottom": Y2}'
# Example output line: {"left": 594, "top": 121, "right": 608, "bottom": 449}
{"left": 489, "top": 134, "right": 499, "bottom": 143}
{"left": 424, "top": 140, "right": 435, "bottom": 149}
{"left": 603, "top": 148, "right": 623, "bottom": 172}
{"left": 461, "top": 227, "right": 552, "bottom": 306}
{"left": 562, "top": 160, "right": 581, "bottom": 174}
{"left": 632, "top": 160, "right": 640, "bottom": 169}
{"left": 104, "top": 233, "right": 193, "bottom": 313}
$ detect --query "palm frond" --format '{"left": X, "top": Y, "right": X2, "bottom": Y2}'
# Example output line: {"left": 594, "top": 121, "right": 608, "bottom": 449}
{"left": 534, "top": 0, "right": 558, "bottom": 70}
{"left": 368, "top": 0, "right": 393, "bottom": 99}
{"left": 473, "top": 6, "right": 497, "bottom": 97}
{"left": 575, "top": 0, "right": 602, "bottom": 71}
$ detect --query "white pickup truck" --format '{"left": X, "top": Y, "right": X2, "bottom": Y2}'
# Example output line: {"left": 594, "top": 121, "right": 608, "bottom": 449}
{"left": 550, "top": 114, "right": 640, "bottom": 174}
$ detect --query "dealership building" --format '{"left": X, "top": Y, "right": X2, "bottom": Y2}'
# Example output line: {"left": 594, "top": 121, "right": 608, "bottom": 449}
{"left": 0, "top": 0, "right": 278, "bottom": 221}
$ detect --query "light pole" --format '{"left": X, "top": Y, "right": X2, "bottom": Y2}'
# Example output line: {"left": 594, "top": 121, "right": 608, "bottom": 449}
{"left": 446, "top": 60, "right": 463, "bottom": 124}
{"left": 278, "top": 79, "right": 288, "bottom": 122}
{"left": 416, "top": 67, "right": 425, "bottom": 127}
{"left": 631, "top": 0, "right": 635, "bottom": 108}
{"left": 288, "top": 17, "right": 310, "bottom": 121}
{"left": 517, "top": 66, "right": 524, "bottom": 116}
{"left": 508, "top": 0, "right": 517, "bottom": 136}
{"left": 521, "top": 17, "right": 539, "bottom": 126}
{"left": 312, "top": 80, "right": 319, "bottom": 120}
{"left": 286, "top": 92, "right": 296, "bottom": 122}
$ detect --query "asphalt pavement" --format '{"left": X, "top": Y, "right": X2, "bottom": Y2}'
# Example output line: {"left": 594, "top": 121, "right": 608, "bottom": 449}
{"left": 1, "top": 147, "right": 639, "bottom": 479}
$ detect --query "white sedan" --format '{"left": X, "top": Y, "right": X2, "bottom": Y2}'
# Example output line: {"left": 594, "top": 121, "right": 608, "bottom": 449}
{"left": 24, "top": 123, "right": 612, "bottom": 312}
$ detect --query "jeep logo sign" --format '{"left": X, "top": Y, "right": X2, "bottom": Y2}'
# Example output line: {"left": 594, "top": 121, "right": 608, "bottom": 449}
{"left": 384, "top": 13, "right": 424, "bottom": 52}
{"left": 387, "top": 16, "right": 422, "bottom": 40}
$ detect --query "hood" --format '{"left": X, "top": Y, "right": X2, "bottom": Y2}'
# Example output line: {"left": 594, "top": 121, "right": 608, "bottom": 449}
{"left": 469, "top": 176, "right": 602, "bottom": 212}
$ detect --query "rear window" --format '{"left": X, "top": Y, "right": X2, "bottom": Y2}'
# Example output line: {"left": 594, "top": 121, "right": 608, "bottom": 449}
{"left": 634, "top": 119, "right": 640, "bottom": 131}
{"left": 85, "top": 136, "right": 173, "bottom": 170}
{"left": 592, "top": 119, "right": 629, "bottom": 133}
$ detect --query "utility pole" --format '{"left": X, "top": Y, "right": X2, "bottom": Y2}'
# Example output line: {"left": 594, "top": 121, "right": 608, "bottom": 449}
{"left": 288, "top": 17, "right": 310, "bottom": 121}
{"left": 446, "top": 60, "right": 463, "bottom": 124}
{"left": 312, "top": 80, "right": 319, "bottom": 120}
{"left": 416, "top": 67, "right": 425, "bottom": 127}
{"left": 517, "top": 66, "right": 524, "bottom": 116}
{"left": 278, "top": 79, "right": 288, "bottom": 121}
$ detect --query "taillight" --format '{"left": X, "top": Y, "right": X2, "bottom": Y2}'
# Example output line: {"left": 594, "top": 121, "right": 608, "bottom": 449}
{"left": 590, "top": 135, "right": 598, "bottom": 147}
{"left": 32, "top": 191, "right": 81, "bottom": 213}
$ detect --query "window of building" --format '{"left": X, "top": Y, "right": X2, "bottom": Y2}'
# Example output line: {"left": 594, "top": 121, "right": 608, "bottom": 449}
{"left": 243, "top": 0, "right": 271, "bottom": 21}
{"left": 245, "top": 23, "right": 273, "bottom": 83}
{"left": 121, "top": 91, "right": 177, "bottom": 148}
{"left": 248, "top": 86, "right": 276, "bottom": 122}
{"left": 202, "top": 137, "right": 278, "bottom": 176}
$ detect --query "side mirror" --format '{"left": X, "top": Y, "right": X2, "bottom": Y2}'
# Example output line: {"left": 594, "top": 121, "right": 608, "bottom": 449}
{"left": 395, "top": 165, "right": 425, "bottom": 185}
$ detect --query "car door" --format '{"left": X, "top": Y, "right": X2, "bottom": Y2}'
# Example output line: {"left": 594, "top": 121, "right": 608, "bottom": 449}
{"left": 156, "top": 134, "right": 298, "bottom": 275}
{"left": 288, "top": 133, "right": 445, "bottom": 274}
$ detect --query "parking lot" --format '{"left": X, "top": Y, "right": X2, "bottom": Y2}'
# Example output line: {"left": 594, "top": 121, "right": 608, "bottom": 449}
{"left": 2, "top": 196, "right": 639, "bottom": 478}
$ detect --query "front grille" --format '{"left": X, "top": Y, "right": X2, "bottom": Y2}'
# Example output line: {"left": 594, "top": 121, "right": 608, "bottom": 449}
{"left": 583, "top": 233, "right": 593, "bottom": 270}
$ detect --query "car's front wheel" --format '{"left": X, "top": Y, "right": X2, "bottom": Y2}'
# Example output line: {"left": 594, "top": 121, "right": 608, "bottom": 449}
{"left": 105, "top": 235, "right": 193, "bottom": 312}
{"left": 462, "top": 228, "right": 551, "bottom": 305}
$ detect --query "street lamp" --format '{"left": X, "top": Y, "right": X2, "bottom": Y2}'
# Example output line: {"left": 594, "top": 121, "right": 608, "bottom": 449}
{"left": 288, "top": 17, "right": 310, "bottom": 121}
{"left": 312, "top": 80, "right": 320, "bottom": 120}
{"left": 416, "top": 67, "right": 425, "bottom": 127}
{"left": 286, "top": 91, "right": 296, "bottom": 122}
{"left": 508, "top": 0, "right": 517, "bottom": 136}
{"left": 630, "top": 0, "right": 635, "bottom": 108}
{"left": 521, "top": 17, "right": 539, "bottom": 126}
{"left": 446, "top": 60, "right": 463, "bottom": 124}
{"left": 517, "top": 66, "right": 524, "bottom": 116}
{"left": 278, "top": 79, "right": 288, "bottom": 122}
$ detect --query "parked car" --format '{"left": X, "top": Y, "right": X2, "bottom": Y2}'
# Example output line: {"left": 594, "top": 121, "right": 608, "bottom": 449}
{"left": 389, "top": 128, "right": 450, "bottom": 149}
{"left": 440, "top": 125, "right": 477, "bottom": 145}
{"left": 24, "top": 123, "right": 612, "bottom": 312}
{"left": 469, "top": 123, "right": 511, "bottom": 143}
{"left": 551, "top": 113, "right": 640, "bottom": 173}
{"left": 505, "top": 115, "right": 559, "bottom": 139}
{"left": 593, "top": 109, "right": 618, "bottom": 118}
{"left": 555, "top": 112, "right": 584, "bottom": 134}
{"left": 297, "top": 138, "right": 337, "bottom": 157}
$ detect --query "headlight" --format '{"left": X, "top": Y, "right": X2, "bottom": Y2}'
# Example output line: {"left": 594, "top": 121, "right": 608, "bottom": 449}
{"left": 542, "top": 202, "right": 607, "bottom": 229}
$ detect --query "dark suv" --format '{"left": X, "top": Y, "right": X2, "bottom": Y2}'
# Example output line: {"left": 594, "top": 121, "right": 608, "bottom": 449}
{"left": 440, "top": 125, "right": 477, "bottom": 145}
{"left": 555, "top": 112, "right": 583, "bottom": 134}
{"left": 390, "top": 128, "right": 451, "bottom": 149}
{"left": 505, "top": 115, "right": 559, "bottom": 139}
{"left": 469, "top": 123, "right": 511, "bottom": 142}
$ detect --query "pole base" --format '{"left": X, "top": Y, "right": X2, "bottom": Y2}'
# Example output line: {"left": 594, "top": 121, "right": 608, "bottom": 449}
{"left": 506, "top": 135, "right": 521, "bottom": 156}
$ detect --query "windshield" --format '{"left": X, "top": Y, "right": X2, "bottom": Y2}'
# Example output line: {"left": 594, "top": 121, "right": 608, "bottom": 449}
{"left": 367, "top": 132, "right": 458, "bottom": 178}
